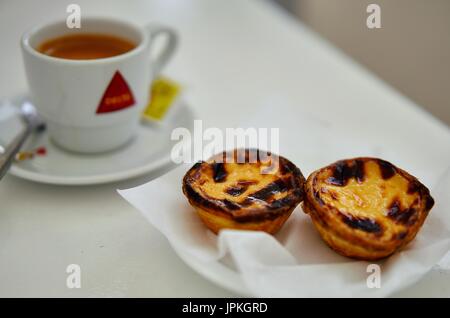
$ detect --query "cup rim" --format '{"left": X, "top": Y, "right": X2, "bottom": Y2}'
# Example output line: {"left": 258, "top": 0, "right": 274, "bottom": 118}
{"left": 21, "top": 16, "right": 148, "bottom": 65}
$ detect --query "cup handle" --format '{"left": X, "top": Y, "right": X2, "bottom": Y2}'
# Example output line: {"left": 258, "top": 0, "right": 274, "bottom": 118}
{"left": 145, "top": 24, "right": 178, "bottom": 75}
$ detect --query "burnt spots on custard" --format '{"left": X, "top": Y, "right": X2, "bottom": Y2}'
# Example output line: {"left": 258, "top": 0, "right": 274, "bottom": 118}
{"left": 268, "top": 196, "right": 295, "bottom": 209}
{"left": 327, "top": 160, "right": 347, "bottom": 186}
{"left": 354, "top": 159, "right": 365, "bottom": 182}
{"left": 341, "top": 214, "right": 382, "bottom": 233}
{"left": 387, "top": 200, "right": 417, "bottom": 225}
{"left": 377, "top": 159, "right": 396, "bottom": 179}
{"left": 393, "top": 208, "right": 416, "bottom": 225}
{"left": 326, "top": 159, "right": 365, "bottom": 186}
{"left": 222, "top": 199, "right": 241, "bottom": 210}
{"left": 226, "top": 180, "right": 258, "bottom": 196}
{"left": 226, "top": 186, "right": 245, "bottom": 196}
{"left": 238, "top": 180, "right": 258, "bottom": 187}
{"left": 246, "top": 179, "right": 288, "bottom": 202}
{"left": 241, "top": 179, "right": 289, "bottom": 206}
{"left": 211, "top": 162, "right": 227, "bottom": 182}
{"left": 387, "top": 199, "right": 401, "bottom": 217}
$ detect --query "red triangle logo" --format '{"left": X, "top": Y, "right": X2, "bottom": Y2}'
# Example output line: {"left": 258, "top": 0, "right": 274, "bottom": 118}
{"left": 96, "top": 71, "right": 135, "bottom": 114}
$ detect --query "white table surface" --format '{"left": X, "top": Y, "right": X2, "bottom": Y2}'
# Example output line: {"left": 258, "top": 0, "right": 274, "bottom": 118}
{"left": 1, "top": 0, "right": 449, "bottom": 297}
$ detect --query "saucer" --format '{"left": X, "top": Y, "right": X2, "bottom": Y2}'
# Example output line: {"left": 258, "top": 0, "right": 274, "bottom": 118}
{"left": 0, "top": 95, "right": 194, "bottom": 185}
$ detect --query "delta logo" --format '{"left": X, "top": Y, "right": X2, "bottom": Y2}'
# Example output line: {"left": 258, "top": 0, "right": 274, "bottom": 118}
{"left": 96, "top": 71, "right": 135, "bottom": 114}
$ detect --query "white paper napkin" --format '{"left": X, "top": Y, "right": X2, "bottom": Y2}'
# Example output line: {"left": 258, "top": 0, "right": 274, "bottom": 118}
{"left": 118, "top": 97, "right": 450, "bottom": 297}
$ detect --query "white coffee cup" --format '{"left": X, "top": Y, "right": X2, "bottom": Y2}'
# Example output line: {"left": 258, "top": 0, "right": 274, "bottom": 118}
{"left": 21, "top": 17, "right": 178, "bottom": 153}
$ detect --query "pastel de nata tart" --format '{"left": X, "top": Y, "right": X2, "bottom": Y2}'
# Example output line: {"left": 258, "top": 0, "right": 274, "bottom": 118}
{"left": 182, "top": 149, "right": 306, "bottom": 234}
{"left": 303, "top": 157, "right": 434, "bottom": 260}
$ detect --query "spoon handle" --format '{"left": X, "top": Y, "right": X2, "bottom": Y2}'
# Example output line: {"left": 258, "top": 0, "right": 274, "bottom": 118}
{"left": 0, "top": 124, "right": 32, "bottom": 180}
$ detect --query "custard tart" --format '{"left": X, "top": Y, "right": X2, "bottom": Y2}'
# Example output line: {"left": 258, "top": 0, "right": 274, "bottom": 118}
{"left": 303, "top": 157, "right": 434, "bottom": 260}
{"left": 182, "top": 149, "right": 305, "bottom": 234}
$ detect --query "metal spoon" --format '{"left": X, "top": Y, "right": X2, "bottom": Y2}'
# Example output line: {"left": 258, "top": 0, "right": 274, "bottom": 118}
{"left": 0, "top": 101, "right": 46, "bottom": 180}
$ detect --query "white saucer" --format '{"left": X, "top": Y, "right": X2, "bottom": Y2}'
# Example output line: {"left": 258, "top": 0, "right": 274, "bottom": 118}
{"left": 173, "top": 245, "right": 252, "bottom": 296}
{"left": 0, "top": 95, "right": 194, "bottom": 185}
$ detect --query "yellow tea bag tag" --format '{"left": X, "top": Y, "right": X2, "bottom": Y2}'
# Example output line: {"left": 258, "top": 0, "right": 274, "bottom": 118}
{"left": 142, "top": 76, "right": 181, "bottom": 121}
